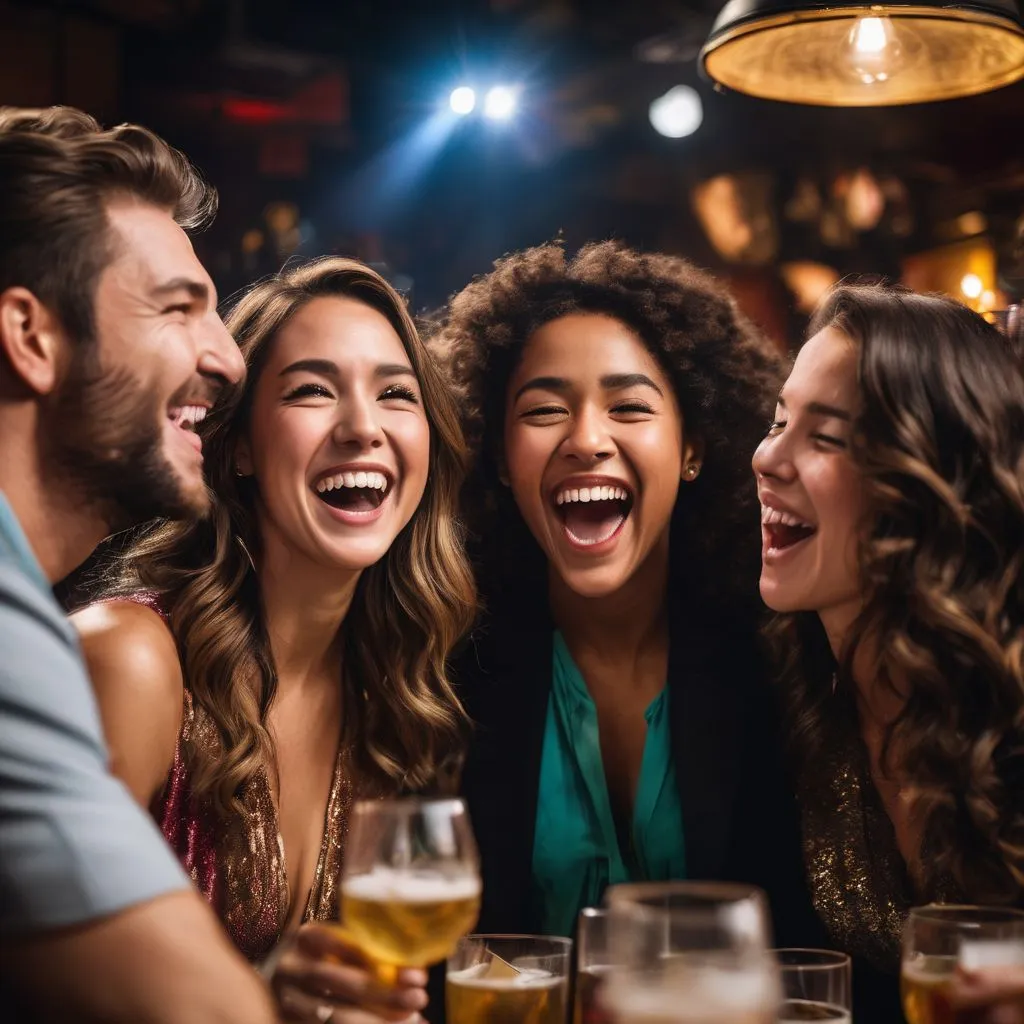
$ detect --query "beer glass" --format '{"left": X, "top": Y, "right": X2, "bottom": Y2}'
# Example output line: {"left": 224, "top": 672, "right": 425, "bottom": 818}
{"left": 575, "top": 908, "right": 612, "bottom": 1024}
{"left": 447, "top": 934, "right": 573, "bottom": 1024}
{"left": 603, "top": 881, "right": 781, "bottom": 1024}
{"left": 902, "top": 904, "right": 1024, "bottom": 1024}
{"left": 339, "top": 797, "right": 481, "bottom": 968}
{"left": 775, "top": 949, "right": 851, "bottom": 1023}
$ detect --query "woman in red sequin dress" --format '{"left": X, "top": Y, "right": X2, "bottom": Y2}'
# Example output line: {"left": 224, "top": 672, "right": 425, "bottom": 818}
{"left": 73, "top": 258, "right": 476, "bottom": 1024}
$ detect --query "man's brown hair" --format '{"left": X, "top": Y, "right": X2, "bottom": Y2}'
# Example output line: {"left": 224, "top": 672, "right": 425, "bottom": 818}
{"left": 0, "top": 105, "right": 217, "bottom": 344}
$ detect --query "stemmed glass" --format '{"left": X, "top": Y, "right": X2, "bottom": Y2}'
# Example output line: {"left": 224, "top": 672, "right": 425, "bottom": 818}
{"left": 339, "top": 797, "right": 481, "bottom": 969}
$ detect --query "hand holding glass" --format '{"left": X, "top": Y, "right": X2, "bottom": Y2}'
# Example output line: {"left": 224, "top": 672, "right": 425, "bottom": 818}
{"left": 902, "top": 904, "right": 1024, "bottom": 1024}
{"left": 339, "top": 797, "right": 481, "bottom": 968}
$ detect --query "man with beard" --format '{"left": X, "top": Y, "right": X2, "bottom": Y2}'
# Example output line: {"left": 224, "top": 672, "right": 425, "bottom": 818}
{"left": 0, "top": 107, "right": 276, "bottom": 1023}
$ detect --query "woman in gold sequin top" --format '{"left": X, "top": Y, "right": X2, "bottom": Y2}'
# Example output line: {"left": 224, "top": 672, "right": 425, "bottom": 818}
{"left": 753, "top": 284, "right": 1024, "bottom": 1022}
{"left": 72, "top": 258, "right": 477, "bottom": 1024}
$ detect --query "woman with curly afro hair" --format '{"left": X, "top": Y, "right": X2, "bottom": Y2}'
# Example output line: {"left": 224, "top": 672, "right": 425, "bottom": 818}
{"left": 755, "top": 284, "right": 1024, "bottom": 1021}
{"left": 433, "top": 239, "right": 821, "bottom": 947}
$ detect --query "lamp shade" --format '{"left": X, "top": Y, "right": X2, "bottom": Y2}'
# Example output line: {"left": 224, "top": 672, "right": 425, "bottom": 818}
{"left": 700, "top": 0, "right": 1024, "bottom": 105}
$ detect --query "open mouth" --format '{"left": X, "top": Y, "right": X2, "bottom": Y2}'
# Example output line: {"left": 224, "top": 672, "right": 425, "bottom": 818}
{"left": 761, "top": 505, "right": 817, "bottom": 552}
{"left": 314, "top": 469, "right": 392, "bottom": 517}
{"left": 168, "top": 405, "right": 208, "bottom": 453}
{"left": 554, "top": 482, "right": 634, "bottom": 549}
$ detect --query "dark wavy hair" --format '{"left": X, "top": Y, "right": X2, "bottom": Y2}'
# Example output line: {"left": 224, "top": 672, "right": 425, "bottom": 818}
{"left": 770, "top": 283, "right": 1024, "bottom": 902}
{"left": 110, "top": 258, "right": 476, "bottom": 816}
{"left": 431, "top": 239, "right": 783, "bottom": 610}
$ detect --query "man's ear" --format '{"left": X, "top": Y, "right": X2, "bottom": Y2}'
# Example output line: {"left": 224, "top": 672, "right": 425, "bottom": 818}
{"left": 0, "top": 287, "right": 66, "bottom": 396}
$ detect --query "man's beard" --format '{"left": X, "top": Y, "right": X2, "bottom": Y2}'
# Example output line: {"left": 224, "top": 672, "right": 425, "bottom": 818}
{"left": 42, "top": 346, "right": 209, "bottom": 534}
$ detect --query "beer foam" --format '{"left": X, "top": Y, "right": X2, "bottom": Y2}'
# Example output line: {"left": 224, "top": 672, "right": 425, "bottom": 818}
{"left": 342, "top": 868, "right": 480, "bottom": 903}
{"left": 448, "top": 965, "right": 561, "bottom": 989}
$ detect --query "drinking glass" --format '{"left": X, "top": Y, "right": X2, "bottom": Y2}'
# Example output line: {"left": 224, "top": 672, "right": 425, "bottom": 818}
{"left": 775, "top": 949, "right": 851, "bottom": 1022}
{"left": 339, "top": 797, "right": 481, "bottom": 968}
{"left": 447, "top": 934, "right": 573, "bottom": 1024}
{"left": 902, "top": 904, "right": 1024, "bottom": 1024}
{"left": 603, "top": 881, "right": 781, "bottom": 1024}
{"left": 575, "top": 908, "right": 613, "bottom": 1024}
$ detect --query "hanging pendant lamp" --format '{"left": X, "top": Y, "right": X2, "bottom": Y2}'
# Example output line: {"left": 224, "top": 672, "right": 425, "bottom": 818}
{"left": 699, "top": 0, "right": 1024, "bottom": 106}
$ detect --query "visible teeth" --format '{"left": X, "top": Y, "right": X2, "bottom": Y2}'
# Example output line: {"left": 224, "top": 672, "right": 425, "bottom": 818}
{"left": 172, "top": 405, "right": 208, "bottom": 428}
{"left": 760, "top": 505, "right": 813, "bottom": 529}
{"left": 555, "top": 484, "right": 631, "bottom": 506}
{"left": 316, "top": 470, "right": 389, "bottom": 494}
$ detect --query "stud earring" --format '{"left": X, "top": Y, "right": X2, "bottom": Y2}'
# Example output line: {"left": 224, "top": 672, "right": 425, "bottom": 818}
{"left": 684, "top": 463, "right": 701, "bottom": 480}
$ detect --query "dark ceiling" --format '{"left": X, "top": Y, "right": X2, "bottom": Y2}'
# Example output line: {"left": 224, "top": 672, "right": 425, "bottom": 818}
{"left": 3, "top": 0, "right": 1022, "bottom": 319}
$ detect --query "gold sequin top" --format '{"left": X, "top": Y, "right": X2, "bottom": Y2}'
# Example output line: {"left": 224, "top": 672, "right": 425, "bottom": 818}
{"left": 800, "top": 731, "right": 957, "bottom": 975}
{"left": 153, "top": 689, "right": 357, "bottom": 963}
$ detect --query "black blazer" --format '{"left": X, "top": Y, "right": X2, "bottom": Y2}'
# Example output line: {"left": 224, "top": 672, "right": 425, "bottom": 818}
{"left": 456, "top": 590, "right": 824, "bottom": 949}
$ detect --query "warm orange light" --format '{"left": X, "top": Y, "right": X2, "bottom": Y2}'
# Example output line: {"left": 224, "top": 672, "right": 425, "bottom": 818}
{"left": 701, "top": 2, "right": 1024, "bottom": 106}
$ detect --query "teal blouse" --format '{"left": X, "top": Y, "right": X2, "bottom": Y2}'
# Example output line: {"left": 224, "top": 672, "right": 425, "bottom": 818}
{"left": 530, "top": 632, "right": 687, "bottom": 937}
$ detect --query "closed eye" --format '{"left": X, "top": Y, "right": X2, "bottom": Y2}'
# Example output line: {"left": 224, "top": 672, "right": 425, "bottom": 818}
{"left": 163, "top": 303, "right": 193, "bottom": 316}
{"left": 380, "top": 384, "right": 419, "bottom": 404}
{"left": 813, "top": 433, "right": 847, "bottom": 449}
{"left": 284, "top": 382, "right": 333, "bottom": 401}
{"left": 521, "top": 404, "right": 567, "bottom": 419}
{"left": 612, "top": 401, "right": 654, "bottom": 415}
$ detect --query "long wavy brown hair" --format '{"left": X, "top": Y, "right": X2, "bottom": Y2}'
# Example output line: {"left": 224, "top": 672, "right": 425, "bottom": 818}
{"left": 770, "top": 283, "right": 1024, "bottom": 902}
{"left": 112, "top": 258, "right": 476, "bottom": 816}
{"left": 430, "top": 239, "right": 783, "bottom": 613}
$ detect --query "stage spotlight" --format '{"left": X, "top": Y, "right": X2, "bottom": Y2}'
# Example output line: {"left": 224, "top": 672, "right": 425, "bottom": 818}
{"left": 449, "top": 86, "right": 476, "bottom": 116}
{"left": 484, "top": 85, "right": 518, "bottom": 121}
{"left": 649, "top": 85, "right": 703, "bottom": 139}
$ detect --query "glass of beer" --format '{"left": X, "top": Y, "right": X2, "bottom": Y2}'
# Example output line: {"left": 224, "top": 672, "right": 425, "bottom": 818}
{"left": 575, "top": 908, "right": 613, "bottom": 1024}
{"left": 602, "top": 881, "right": 781, "bottom": 1024}
{"left": 902, "top": 904, "right": 1024, "bottom": 1024}
{"left": 339, "top": 797, "right": 481, "bottom": 968}
{"left": 775, "top": 949, "right": 851, "bottom": 1022}
{"left": 447, "top": 934, "right": 573, "bottom": 1024}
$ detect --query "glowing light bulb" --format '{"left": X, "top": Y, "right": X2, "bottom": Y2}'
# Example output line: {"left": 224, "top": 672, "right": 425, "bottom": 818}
{"left": 960, "top": 274, "right": 983, "bottom": 299}
{"left": 483, "top": 86, "right": 518, "bottom": 121}
{"left": 854, "top": 17, "right": 888, "bottom": 54}
{"left": 649, "top": 86, "right": 703, "bottom": 139}
{"left": 449, "top": 86, "right": 476, "bottom": 116}
{"left": 845, "top": 14, "right": 906, "bottom": 86}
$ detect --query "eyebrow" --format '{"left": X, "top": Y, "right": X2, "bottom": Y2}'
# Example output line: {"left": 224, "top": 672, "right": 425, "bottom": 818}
{"left": 278, "top": 359, "right": 416, "bottom": 379}
{"left": 514, "top": 372, "right": 663, "bottom": 403}
{"left": 777, "top": 395, "right": 852, "bottom": 420}
{"left": 601, "top": 372, "right": 664, "bottom": 397}
{"left": 150, "top": 277, "right": 211, "bottom": 303}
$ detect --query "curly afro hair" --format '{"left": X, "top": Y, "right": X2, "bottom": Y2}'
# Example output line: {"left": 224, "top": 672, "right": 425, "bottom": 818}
{"left": 432, "top": 239, "right": 784, "bottom": 611}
